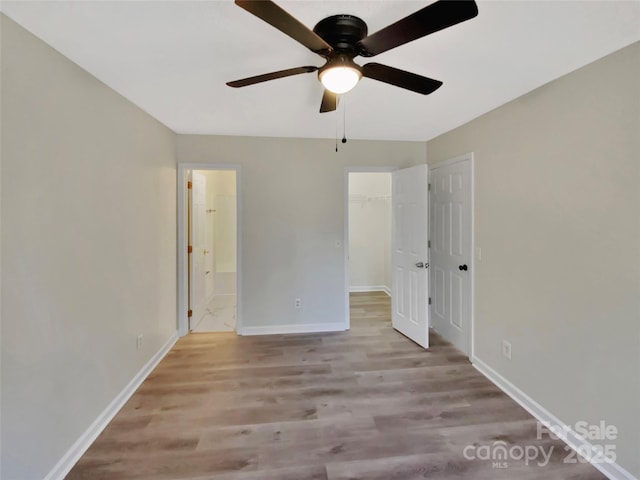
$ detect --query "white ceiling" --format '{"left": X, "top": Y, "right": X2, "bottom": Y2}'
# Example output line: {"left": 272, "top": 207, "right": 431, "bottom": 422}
{"left": 2, "top": 0, "right": 639, "bottom": 141}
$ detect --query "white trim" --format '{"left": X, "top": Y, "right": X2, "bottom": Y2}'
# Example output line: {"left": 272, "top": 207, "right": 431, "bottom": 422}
{"left": 472, "top": 356, "right": 636, "bottom": 480}
{"left": 470, "top": 154, "right": 475, "bottom": 360}
{"left": 177, "top": 163, "right": 243, "bottom": 336}
{"left": 344, "top": 166, "right": 397, "bottom": 331}
{"left": 241, "top": 322, "right": 347, "bottom": 336}
{"left": 349, "top": 285, "right": 391, "bottom": 296}
{"left": 428, "top": 152, "right": 475, "bottom": 358}
{"left": 177, "top": 165, "right": 188, "bottom": 336}
{"left": 43, "top": 332, "right": 179, "bottom": 480}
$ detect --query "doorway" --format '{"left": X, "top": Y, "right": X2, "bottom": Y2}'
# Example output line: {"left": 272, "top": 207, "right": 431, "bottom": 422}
{"left": 345, "top": 161, "right": 472, "bottom": 353}
{"left": 344, "top": 167, "right": 395, "bottom": 329}
{"left": 348, "top": 172, "right": 392, "bottom": 295}
{"left": 177, "top": 164, "right": 242, "bottom": 336}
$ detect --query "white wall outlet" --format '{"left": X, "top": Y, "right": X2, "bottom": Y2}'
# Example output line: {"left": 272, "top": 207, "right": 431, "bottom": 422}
{"left": 502, "top": 340, "right": 512, "bottom": 360}
{"left": 294, "top": 298, "right": 302, "bottom": 309}
{"left": 476, "top": 246, "right": 482, "bottom": 261}
{"left": 136, "top": 334, "right": 143, "bottom": 350}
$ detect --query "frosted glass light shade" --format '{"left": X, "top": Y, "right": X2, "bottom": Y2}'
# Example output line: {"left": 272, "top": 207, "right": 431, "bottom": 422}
{"left": 319, "top": 66, "right": 361, "bottom": 94}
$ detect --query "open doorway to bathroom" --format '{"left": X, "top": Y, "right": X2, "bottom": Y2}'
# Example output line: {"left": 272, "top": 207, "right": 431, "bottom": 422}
{"left": 188, "top": 169, "right": 238, "bottom": 332}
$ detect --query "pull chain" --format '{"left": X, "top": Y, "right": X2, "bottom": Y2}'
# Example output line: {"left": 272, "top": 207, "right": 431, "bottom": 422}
{"left": 342, "top": 97, "right": 347, "bottom": 144}
{"left": 335, "top": 102, "right": 339, "bottom": 152}
{"left": 334, "top": 95, "right": 347, "bottom": 152}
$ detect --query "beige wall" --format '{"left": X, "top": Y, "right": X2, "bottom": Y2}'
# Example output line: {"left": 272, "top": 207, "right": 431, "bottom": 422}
{"left": 177, "top": 136, "right": 425, "bottom": 330}
{"left": 427, "top": 42, "right": 640, "bottom": 477}
{"left": 348, "top": 172, "right": 392, "bottom": 291}
{"left": 1, "top": 15, "right": 177, "bottom": 479}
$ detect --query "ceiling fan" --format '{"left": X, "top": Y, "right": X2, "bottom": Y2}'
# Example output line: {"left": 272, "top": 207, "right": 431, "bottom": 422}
{"left": 227, "top": 0, "right": 478, "bottom": 113}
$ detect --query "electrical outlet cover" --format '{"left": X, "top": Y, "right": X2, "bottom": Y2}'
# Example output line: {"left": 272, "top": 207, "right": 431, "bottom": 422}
{"left": 502, "top": 340, "right": 512, "bottom": 360}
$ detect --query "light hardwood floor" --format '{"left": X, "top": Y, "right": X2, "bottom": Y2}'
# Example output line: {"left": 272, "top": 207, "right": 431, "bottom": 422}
{"left": 66, "top": 292, "right": 605, "bottom": 479}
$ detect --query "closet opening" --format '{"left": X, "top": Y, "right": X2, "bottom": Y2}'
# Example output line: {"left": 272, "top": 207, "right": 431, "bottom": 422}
{"left": 345, "top": 169, "right": 393, "bottom": 328}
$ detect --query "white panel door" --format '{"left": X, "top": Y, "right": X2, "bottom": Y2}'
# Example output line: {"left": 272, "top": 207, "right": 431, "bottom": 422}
{"left": 391, "top": 165, "right": 429, "bottom": 348}
{"left": 190, "top": 171, "right": 207, "bottom": 330}
{"left": 430, "top": 158, "right": 471, "bottom": 354}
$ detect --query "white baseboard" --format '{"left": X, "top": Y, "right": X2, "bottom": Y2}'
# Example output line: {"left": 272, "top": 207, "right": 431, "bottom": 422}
{"left": 43, "top": 331, "right": 179, "bottom": 480}
{"left": 472, "top": 356, "right": 637, "bottom": 480}
{"left": 350, "top": 285, "right": 391, "bottom": 296}
{"left": 240, "top": 322, "right": 347, "bottom": 336}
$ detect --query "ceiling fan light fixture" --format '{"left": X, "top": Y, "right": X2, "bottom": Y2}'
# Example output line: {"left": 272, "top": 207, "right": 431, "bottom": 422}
{"left": 320, "top": 66, "right": 361, "bottom": 94}
{"left": 319, "top": 56, "right": 362, "bottom": 94}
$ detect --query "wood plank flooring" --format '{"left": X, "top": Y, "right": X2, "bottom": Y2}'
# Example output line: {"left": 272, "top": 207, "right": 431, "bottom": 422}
{"left": 66, "top": 292, "right": 605, "bottom": 479}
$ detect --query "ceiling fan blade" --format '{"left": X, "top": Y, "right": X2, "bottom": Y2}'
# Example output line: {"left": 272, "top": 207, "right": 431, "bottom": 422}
{"left": 320, "top": 90, "right": 338, "bottom": 113}
{"left": 357, "top": 0, "right": 478, "bottom": 57}
{"left": 235, "top": 0, "right": 333, "bottom": 55}
{"left": 362, "top": 63, "right": 443, "bottom": 95}
{"left": 227, "top": 66, "right": 318, "bottom": 88}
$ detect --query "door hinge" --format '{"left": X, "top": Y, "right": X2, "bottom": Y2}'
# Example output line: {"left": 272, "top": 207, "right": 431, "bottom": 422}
{"left": 187, "top": 309, "right": 193, "bottom": 318}
{"left": 187, "top": 181, "right": 192, "bottom": 189}
{"left": 428, "top": 297, "right": 432, "bottom": 305}
{"left": 188, "top": 245, "right": 193, "bottom": 254}
{"left": 428, "top": 240, "right": 431, "bottom": 248}
{"left": 428, "top": 183, "right": 431, "bottom": 191}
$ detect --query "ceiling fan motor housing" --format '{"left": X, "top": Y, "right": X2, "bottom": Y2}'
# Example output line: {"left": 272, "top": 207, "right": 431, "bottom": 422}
{"left": 313, "top": 15, "right": 368, "bottom": 56}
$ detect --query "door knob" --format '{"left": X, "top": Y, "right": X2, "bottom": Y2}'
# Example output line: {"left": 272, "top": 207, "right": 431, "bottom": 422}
{"left": 415, "top": 262, "right": 424, "bottom": 268}
{"left": 459, "top": 264, "right": 468, "bottom": 271}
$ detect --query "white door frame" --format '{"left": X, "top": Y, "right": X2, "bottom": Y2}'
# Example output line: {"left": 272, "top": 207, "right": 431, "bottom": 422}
{"left": 343, "top": 166, "right": 397, "bottom": 330}
{"left": 177, "top": 163, "right": 243, "bottom": 337}
{"left": 428, "top": 152, "right": 475, "bottom": 358}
